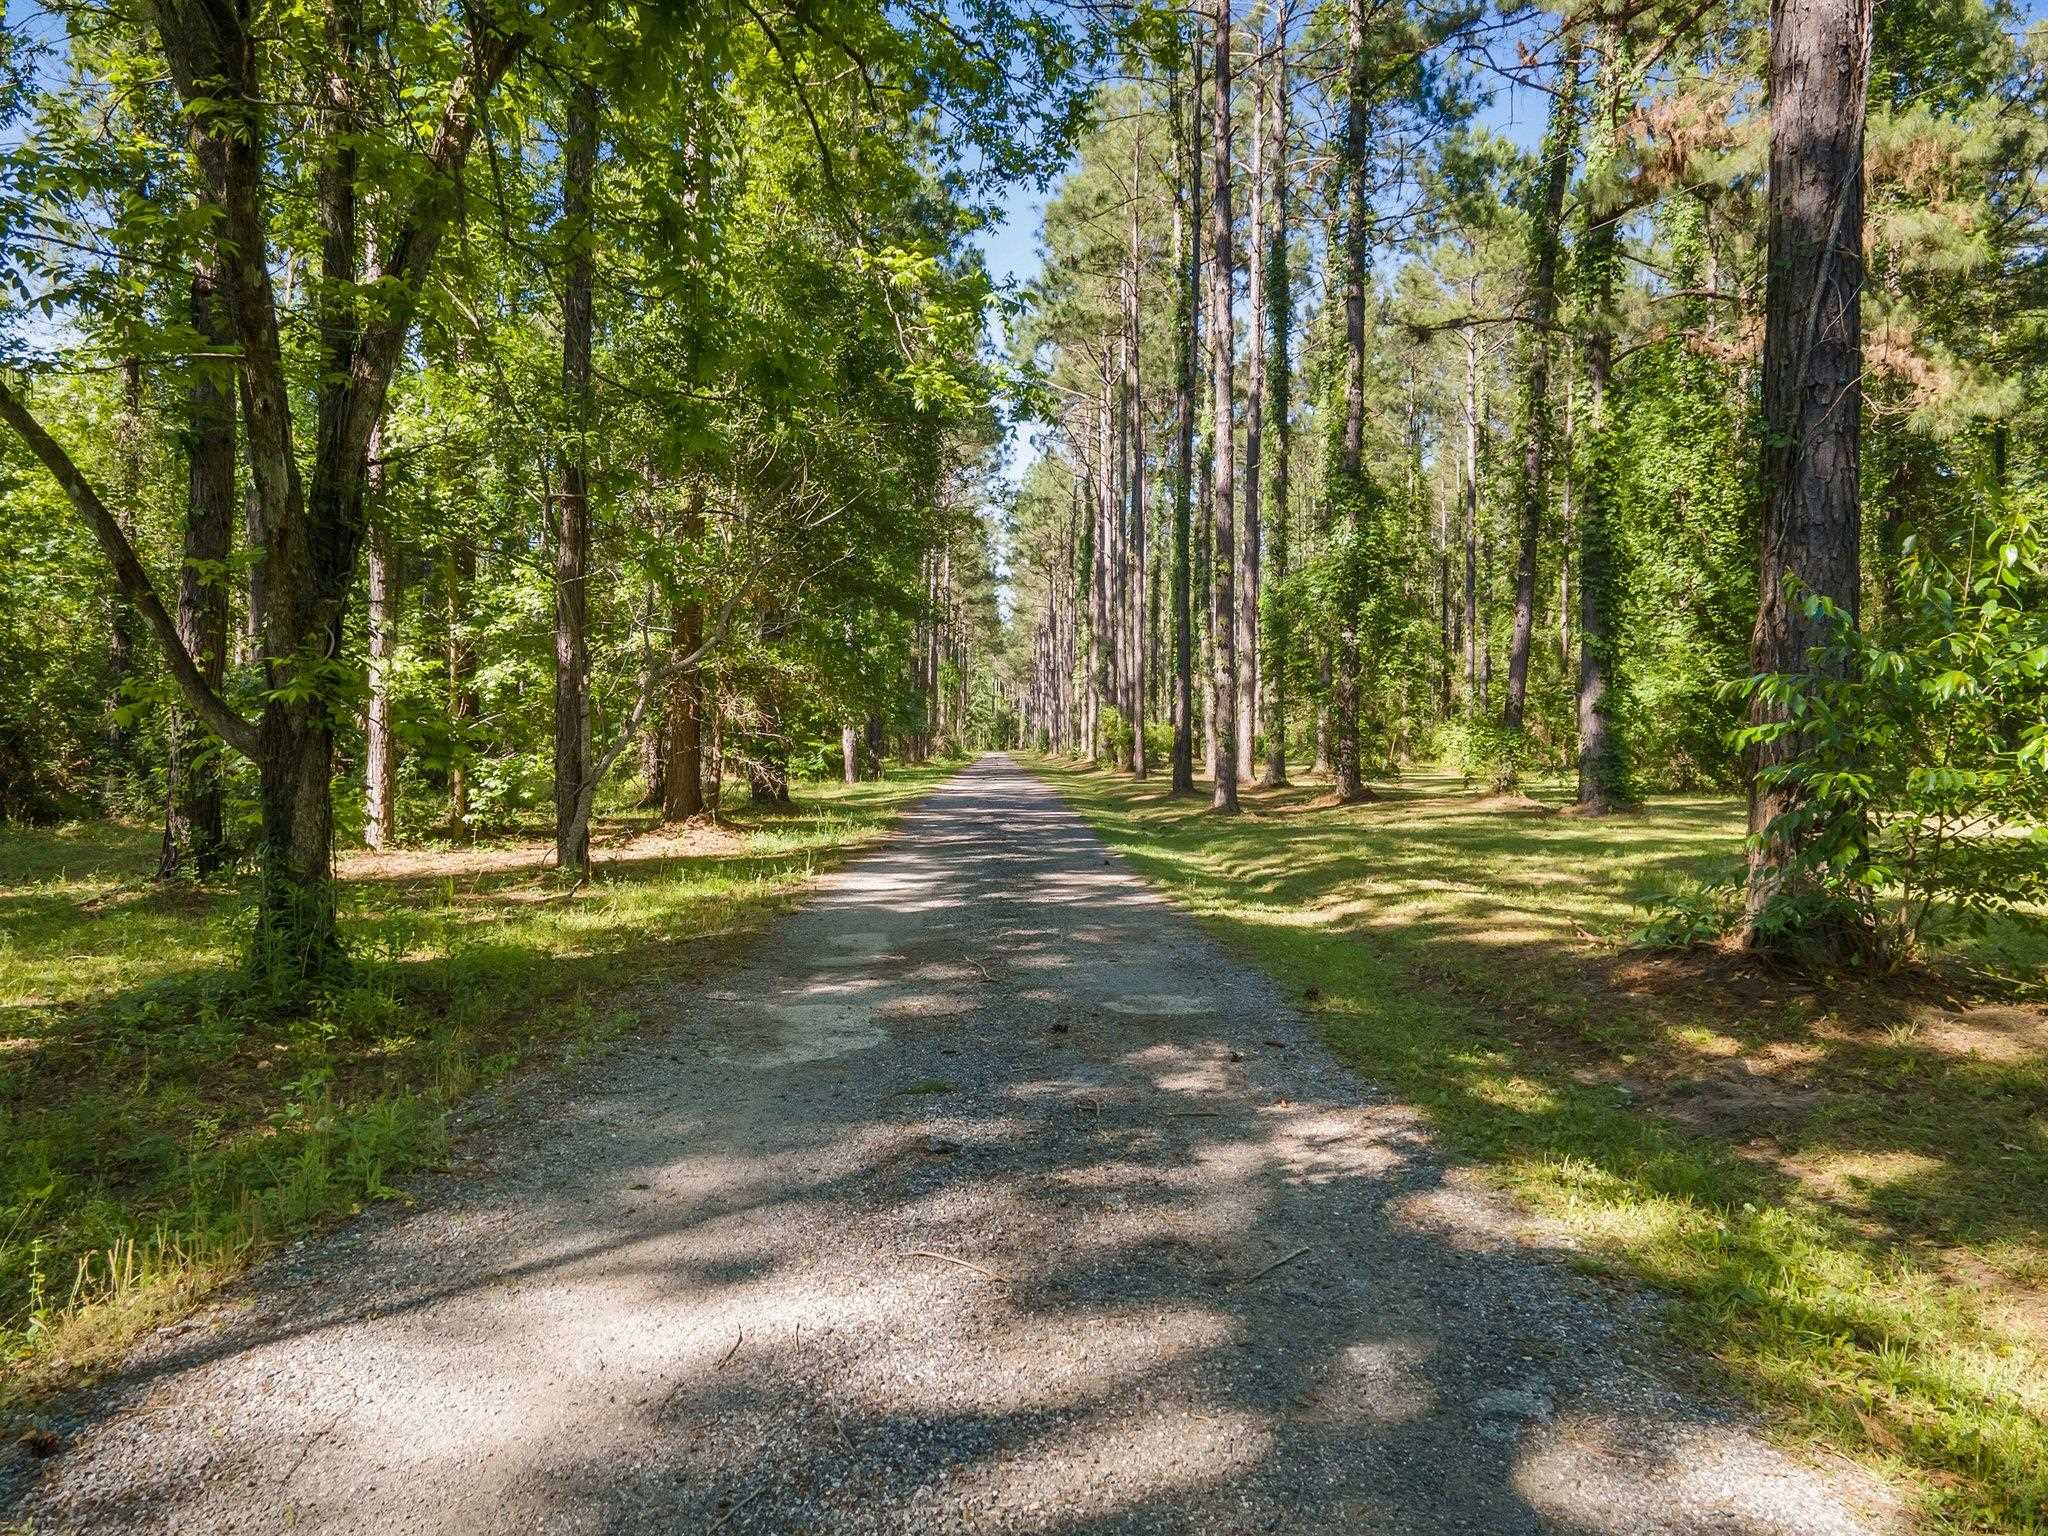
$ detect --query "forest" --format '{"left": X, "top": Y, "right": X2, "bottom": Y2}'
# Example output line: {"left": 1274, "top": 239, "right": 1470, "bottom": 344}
{"left": 1, "top": 0, "right": 2045, "bottom": 1528}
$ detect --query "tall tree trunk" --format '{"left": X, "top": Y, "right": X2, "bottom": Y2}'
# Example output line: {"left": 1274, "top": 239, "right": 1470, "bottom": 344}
{"left": 842, "top": 724, "right": 859, "bottom": 785}
{"left": 1743, "top": 0, "right": 1870, "bottom": 930}
{"left": 664, "top": 484, "right": 707, "bottom": 821}
{"left": 1576, "top": 30, "right": 1631, "bottom": 813}
{"left": 553, "top": 81, "right": 598, "bottom": 874}
{"left": 159, "top": 269, "right": 235, "bottom": 878}
{"left": 1125, "top": 171, "right": 1148, "bottom": 780}
{"left": 1179, "top": 111, "right": 1196, "bottom": 794}
{"left": 1237, "top": 50, "right": 1267, "bottom": 785}
{"left": 1170, "top": 54, "right": 1200, "bottom": 794}
{"left": 362, "top": 431, "right": 398, "bottom": 850}
{"left": 1503, "top": 32, "right": 1584, "bottom": 742}
{"left": 1462, "top": 318, "right": 1481, "bottom": 705}
{"left": 1329, "top": 0, "right": 1372, "bottom": 803}
{"left": 1207, "top": 0, "right": 1239, "bottom": 814}
{"left": 1261, "top": 13, "right": 1292, "bottom": 788}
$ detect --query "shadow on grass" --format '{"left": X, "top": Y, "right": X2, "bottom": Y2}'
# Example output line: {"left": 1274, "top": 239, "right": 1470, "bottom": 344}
{"left": 1033, "top": 756, "right": 2048, "bottom": 1534}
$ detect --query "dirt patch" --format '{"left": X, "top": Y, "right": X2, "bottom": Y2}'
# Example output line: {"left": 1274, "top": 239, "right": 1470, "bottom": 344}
{"left": 338, "top": 818, "right": 748, "bottom": 886}
{"left": 1908, "top": 1003, "right": 2048, "bottom": 1064}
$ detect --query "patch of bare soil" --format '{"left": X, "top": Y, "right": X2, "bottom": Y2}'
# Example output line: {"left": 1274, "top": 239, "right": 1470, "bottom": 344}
{"left": 1907, "top": 1003, "right": 2048, "bottom": 1064}
{"left": 1467, "top": 792, "right": 1560, "bottom": 815}
{"left": 338, "top": 817, "right": 746, "bottom": 888}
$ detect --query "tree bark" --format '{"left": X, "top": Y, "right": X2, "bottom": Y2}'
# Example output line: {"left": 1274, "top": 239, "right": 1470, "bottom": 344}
{"left": 1329, "top": 0, "right": 1372, "bottom": 803}
{"left": 842, "top": 724, "right": 860, "bottom": 785}
{"left": 159, "top": 268, "right": 236, "bottom": 878}
{"left": 1503, "top": 33, "right": 1583, "bottom": 740}
{"left": 553, "top": 80, "right": 599, "bottom": 874}
{"left": 1170, "top": 55, "right": 1200, "bottom": 795}
{"left": 362, "top": 432, "right": 398, "bottom": 851}
{"left": 664, "top": 484, "right": 708, "bottom": 821}
{"left": 1744, "top": 0, "right": 1870, "bottom": 930}
{"left": 1238, "top": 48, "right": 1267, "bottom": 786}
{"left": 1207, "top": 0, "right": 1239, "bottom": 814}
{"left": 1461, "top": 319, "right": 1481, "bottom": 708}
{"left": 1125, "top": 170, "right": 1148, "bottom": 780}
{"left": 1261, "top": 17, "right": 1292, "bottom": 788}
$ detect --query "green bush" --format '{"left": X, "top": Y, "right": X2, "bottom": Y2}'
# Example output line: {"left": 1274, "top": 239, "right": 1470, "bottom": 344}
{"left": 1733, "top": 495, "right": 2048, "bottom": 962}
{"left": 1099, "top": 706, "right": 1134, "bottom": 767}
{"left": 1444, "top": 714, "right": 1529, "bottom": 794}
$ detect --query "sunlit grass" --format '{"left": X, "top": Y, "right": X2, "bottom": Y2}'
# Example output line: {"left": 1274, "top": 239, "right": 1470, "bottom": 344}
{"left": 0, "top": 764, "right": 951, "bottom": 1412}
{"left": 1032, "top": 755, "right": 2048, "bottom": 1534}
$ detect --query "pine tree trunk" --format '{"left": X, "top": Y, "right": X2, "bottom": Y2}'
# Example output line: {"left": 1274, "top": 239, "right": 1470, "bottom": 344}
{"left": 1462, "top": 322, "right": 1481, "bottom": 705}
{"left": 1207, "top": 0, "right": 1238, "bottom": 814}
{"left": 1125, "top": 179, "right": 1148, "bottom": 780}
{"left": 1237, "top": 52, "right": 1266, "bottom": 785}
{"left": 1261, "top": 15, "right": 1292, "bottom": 789}
{"left": 1744, "top": 0, "right": 1870, "bottom": 929}
{"left": 1170, "top": 56, "right": 1200, "bottom": 795}
{"left": 1329, "top": 0, "right": 1372, "bottom": 803}
{"left": 1503, "top": 33, "right": 1583, "bottom": 742}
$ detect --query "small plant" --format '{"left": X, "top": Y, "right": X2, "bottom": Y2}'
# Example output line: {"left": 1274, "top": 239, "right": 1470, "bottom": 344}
{"left": 1636, "top": 873, "right": 1743, "bottom": 947}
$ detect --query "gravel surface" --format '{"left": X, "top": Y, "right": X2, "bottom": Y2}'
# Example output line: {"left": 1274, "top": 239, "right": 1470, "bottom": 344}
{"left": 0, "top": 754, "right": 1904, "bottom": 1534}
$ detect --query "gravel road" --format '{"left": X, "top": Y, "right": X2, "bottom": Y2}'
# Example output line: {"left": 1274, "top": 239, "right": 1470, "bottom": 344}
{"left": 1, "top": 754, "right": 1901, "bottom": 1534}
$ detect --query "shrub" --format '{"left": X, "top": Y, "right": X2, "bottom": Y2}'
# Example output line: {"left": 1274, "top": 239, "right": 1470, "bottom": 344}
{"left": 1444, "top": 714, "right": 1529, "bottom": 794}
{"left": 1732, "top": 495, "right": 2048, "bottom": 963}
{"left": 1098, "top": 706, "right": 1134, "bottom": 767}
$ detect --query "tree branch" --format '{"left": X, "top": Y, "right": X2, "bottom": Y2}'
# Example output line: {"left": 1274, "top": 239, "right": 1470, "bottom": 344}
{"left": 0, "top": 377, "right": 261, "bottom": 757}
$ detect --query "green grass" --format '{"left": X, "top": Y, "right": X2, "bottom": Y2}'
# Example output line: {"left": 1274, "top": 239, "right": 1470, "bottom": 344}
{"left": 0, "top": 764, "right": 951, "bottom": 1409}
{"left": 1031, "top": 756, "right": 2048, "bottom": 1535}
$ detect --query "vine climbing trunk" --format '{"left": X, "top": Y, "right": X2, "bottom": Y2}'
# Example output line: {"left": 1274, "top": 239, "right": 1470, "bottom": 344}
{"left": 1329, "top": 0, "right": 1372, "bottom": 804}
{"left": 1504, "top": 31, "right": 1583, "bottom": 744}
{"left": 1575, "top": 26, "right": 1630, "bottom": 813}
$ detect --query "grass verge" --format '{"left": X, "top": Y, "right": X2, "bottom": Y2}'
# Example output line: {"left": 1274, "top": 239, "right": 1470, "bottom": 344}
{"left": 1031, "top": 756, "right": 2047, "bottom": 1535}
{"left": 0, "top": 764, "right": 953, "bottom": 1414}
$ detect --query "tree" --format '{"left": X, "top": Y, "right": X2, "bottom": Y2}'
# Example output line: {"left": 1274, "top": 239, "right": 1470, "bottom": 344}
{"left": 554, "top": 80, "right": 599, "bottom": 875}
{"left": 1743, "top": 0, "right": 1874, "bottom": 932}
{"left": 1208, "top": 0, "right": 1241, "bottom": 813}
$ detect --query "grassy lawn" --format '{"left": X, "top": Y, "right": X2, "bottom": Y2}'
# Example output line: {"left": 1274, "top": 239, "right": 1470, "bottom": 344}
{"left": 1031, "top": 756, "right": 2048, "bottom": 1534}
{"left": 0, "top": 764, "right": 953, "bottom": 1412}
